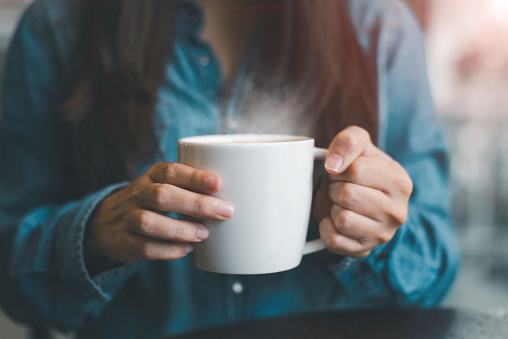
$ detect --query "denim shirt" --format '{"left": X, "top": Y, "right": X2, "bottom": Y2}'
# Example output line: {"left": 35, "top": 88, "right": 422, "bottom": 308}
{"left": 0, "top": 0, "right": 459, "bottom": 338}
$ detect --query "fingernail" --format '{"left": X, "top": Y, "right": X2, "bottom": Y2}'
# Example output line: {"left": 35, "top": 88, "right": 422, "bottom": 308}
{"left": 196, "top": 226, "right": 209, "bottom": 240}
{"left": 325, "top": 153, "right": 343, "bottom": 173}
{"left": 217, "top": 202, "right": 234, "bottom": 219}
{"left": 206, "top": 175, "right": 221, "bottom": 190}
{"left": 185, "top": 245, "right": 194, "bottom": 254}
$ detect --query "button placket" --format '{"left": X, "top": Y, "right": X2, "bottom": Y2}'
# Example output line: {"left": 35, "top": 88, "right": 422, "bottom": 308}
{"left": 225, "top": 275, "right": 247, "bottom": 322}
{"left": 192, "top": 42, "right": 222, "bottom": 102}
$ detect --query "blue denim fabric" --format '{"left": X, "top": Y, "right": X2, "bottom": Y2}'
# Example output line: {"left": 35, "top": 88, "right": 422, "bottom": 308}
{"left": 0, "top": 0, "right": 459, "bottom": 337}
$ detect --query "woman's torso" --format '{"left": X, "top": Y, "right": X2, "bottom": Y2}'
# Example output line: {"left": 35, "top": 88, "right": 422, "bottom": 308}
{"left": 17, "top": 0, "right": 411, "bottom": 337}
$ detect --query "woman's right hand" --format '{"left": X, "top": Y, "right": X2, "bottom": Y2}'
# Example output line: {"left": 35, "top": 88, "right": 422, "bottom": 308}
{"left": 85, "top": 162, "right": 234, "bottom": 264}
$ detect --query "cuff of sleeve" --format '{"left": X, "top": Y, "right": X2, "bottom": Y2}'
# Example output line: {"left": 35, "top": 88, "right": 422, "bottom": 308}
{"left": 57, "top": 182, "right": 140, "bottom": 301}
{"left": 327, "top": 243, "right": 394, "bottom": 304}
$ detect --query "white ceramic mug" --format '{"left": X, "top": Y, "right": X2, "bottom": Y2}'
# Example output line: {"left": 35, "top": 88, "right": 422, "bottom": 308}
{"left": 178, "top": 134, "right": 328, "bottom": 274}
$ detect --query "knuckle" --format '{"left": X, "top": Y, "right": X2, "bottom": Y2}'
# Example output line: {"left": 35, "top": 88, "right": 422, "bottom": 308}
{"left": 148, "top": 162, "right": 160, "bottom": 174}
{"left": 319, "top": 218, "right": 336, "bottom": 247}
{"left": 348, "top": 159, "right": 366, "bottom": 182}
{"left": 135, "top": 210, "right": 154, "bottom": 235}
{"left": 334, "top": 209, "right": 354, "bottom": 234}
{"left": 391, "top": 163, "right": 413, "bottom": 195}
{"left": 344, "top": 126, "right": 369, "bottom": 143}
{"left": 378, "top": 231, "right": 394, "bottom": 244}
{"left": 359, "top": 126, "right": 371, "bottom": 140}
{"left": 350, "top": 126, "right": 371, "bottom": 142}
{"left": 190, "top": 169, "right": 202, "bottom": 187}
{"left": 388, "top": 160, "right": 400, "bottom": 171}
{"left": 137, "top": 241, "right": 154, "bottom": 260}
{"left": 324, "top": 235, "right": 341, "bottom": 251}
{"left": 338, "top": 183, "right": 355, "bottom": 206}
{"left": 163, "top": 163, "right": 179, "bottom": 182}
{"left": 192, "top": 196, "right": 215, "bottom": 216}
{"left": 401, "top": 177, "right": 414, "bottom": 196}
{"left": 171, "top": 225, "right": 187, "bottom": 242}
{"left": 340, "top": 132, "right": 357, "bottom": 152}
{"left": 391, "top": 209, "right": 408, "bottom": 226}
{"left": 153, "top": 184, "right": 171, "bottom": 207}
{"left": 192, "top": 196, "right": 205, "bottom": 214}
{"left": 348, "top": 125, "right": 365, "bottom": 134}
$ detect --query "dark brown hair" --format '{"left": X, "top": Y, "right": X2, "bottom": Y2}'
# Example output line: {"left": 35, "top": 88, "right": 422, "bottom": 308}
{"left": 63, "top": 0, "right": 378, "bottom": 193}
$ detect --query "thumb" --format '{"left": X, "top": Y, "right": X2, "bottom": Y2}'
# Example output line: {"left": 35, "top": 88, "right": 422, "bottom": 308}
{"left": 324, "top": 126, "right": 374, "bottom": 175}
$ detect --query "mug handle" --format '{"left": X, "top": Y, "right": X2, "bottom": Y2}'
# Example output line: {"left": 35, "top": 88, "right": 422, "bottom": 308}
{"left": 302, "top": 148, "right": 329, "bottom": 255}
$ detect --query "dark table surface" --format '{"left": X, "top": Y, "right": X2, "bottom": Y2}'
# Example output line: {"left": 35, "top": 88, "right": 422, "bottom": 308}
{"left": 169, "top": 308, "right": 508, "bottom": 339}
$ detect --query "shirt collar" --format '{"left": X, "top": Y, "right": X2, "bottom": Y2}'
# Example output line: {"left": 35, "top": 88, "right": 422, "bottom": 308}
{"left": 178, "top": 0, "right": 206, "bottom": 38}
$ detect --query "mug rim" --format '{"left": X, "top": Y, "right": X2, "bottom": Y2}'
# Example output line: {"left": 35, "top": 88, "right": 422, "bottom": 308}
{"left": 178, "top": 134, "right": 313, "bottom": 145}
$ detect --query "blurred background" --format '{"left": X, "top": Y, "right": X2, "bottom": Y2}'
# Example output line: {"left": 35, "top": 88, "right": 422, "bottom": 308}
{"left": 1, "top": 0, "right": 507, "bottom": 337}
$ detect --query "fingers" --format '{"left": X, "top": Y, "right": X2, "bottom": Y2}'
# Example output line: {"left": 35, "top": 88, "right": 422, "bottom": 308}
{"left": 319, "top": 204, "right": 399, "bottom": 257}
{"left": 319, "top": 217, "right": 372, "bottom": 258}
{"left": 330, "top": 204, "right": 380, "bottom": 243}
{"left": 328, "top": 157, "right": 413, "bottom": 198}
{"left": 128, "top": 209, "right": 209, "bottom": 242}
{"left": 141, "top": 183, "right": 234, "bottom": 220}
{"left": 318, "top": 126, "right": 412, "bottom": 258}
{"left": 127, "top": 235, "right": 195, "bottom": 262}
{"left": 328, "top": 181, "right": 390, "bottom": 222}
{"left": 148, "top": 162, "right": 222, "bottom": 194}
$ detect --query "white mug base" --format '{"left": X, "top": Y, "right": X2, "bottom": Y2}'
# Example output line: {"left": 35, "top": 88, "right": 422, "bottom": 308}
{"left": 193, "top": 258, "right": 302, "bottom": 275}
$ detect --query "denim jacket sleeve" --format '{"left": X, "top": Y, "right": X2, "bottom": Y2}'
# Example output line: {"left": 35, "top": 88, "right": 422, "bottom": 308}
{"left": 0, "top": 2, "right": 139, "bottom": 331}
{"left": 328, "top": 1, "right": 459, "bottom": 305}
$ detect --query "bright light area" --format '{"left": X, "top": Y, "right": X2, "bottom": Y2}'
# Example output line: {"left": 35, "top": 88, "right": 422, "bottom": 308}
{"left": 491, "top": 0, "right": 508, "bottom": 13}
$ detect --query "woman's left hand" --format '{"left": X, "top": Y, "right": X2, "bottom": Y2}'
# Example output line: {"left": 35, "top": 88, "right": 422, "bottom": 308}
{"left": 318, "top": 126, "right": 413, "bottom": 258}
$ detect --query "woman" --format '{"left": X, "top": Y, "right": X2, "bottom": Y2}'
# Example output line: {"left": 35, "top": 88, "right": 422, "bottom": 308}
{"left": 0, "top": 0, "right": 458, "bottom": 337}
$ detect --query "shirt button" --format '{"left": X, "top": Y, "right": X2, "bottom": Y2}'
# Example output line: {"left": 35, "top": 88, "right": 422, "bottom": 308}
{"left": 232, "top": 281, "right": 244, "bottom": 294}
{"left": 199, "top": 55, "right": 210, "bottom": 66}
{"left": 342, "top": 258, "right": 354, "bottom": 268}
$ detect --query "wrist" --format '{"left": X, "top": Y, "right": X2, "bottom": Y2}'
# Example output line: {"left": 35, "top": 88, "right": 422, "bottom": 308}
{"left": 83, "top": 241, "right": 121, "bottom": 277}
{"left": 84, "top": 196, "right": 122, "bottom": 277}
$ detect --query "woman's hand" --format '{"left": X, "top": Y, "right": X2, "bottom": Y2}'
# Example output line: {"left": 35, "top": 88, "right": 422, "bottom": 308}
{"left": 85, "top": 162, "right": 234, "bottom": 264}
{"left": 318, "top": 126, "right": 413, "bottom": 258}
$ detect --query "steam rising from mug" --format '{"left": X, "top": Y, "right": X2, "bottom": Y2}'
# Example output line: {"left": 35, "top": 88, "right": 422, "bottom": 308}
{"left": 222, "top": 77, "right": 311, "bottom": 136}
